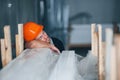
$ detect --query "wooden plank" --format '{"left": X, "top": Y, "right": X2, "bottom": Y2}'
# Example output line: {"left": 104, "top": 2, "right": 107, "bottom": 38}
{"left": 98, "top": 24, "right": 104, "bottom": 80}
{"left": 94, "top": 32, "right": 99, "bottom": 57}
{"left": 105, "top": 28, "right": 113, "bottom": 80}
{"left": 110, "top": 45, "right": 117, "bottom": 80}
{"left": 114, "top": 34, "right": 120, "bottom": 80}
{"left": 18, "top": 24, "right": 24, "bottom": 54}
{"left": 15, "top": 34, "right": 20, "bottom": 56}
{"left": 91, "top": 24, "right": 95, "bottom": 55}
{"left": 102, "top": 42, "right": 106, "bottom": 80}
{"left": 4, "top": 26, "right": 12, "bottom": 64}
{"left": 0, "top": 39, "right": 6, "bottom": 67}
{"left": 91, "top": 23, "right": 98, "bottom": 56}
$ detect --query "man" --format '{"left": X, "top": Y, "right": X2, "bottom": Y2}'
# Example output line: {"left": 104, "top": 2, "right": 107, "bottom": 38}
{"left": 23, "top": 22, "right": 64, "bottom": 53}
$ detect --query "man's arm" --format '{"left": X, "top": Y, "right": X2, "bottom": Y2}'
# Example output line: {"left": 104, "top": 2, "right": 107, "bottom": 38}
{"left": 25, "top": 40, "right": 60, "bottom": 53}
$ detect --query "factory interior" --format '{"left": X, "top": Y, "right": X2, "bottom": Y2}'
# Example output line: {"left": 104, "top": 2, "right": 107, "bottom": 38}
{"left": 0, "top": 0, "right": 120, "bottom": 80}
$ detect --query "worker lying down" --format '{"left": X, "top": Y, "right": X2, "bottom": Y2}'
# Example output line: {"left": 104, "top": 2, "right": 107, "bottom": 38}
{"left": 0, "top": 48, "right": 98, "bottom": 80}
{"left": 0, "top": 22, "right": 98, "bottom": 80}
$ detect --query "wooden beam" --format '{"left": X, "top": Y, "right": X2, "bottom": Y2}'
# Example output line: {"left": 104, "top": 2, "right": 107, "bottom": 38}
{"left": 91, "top": 23, "right": 98, "bottom": 56}
{"left": 98, "top": 24, "right": 104, "bottom": 80}
{"left": 4, "top": 26, "right": 12, "bottom": 65}
{"left": 105, "top": 28, "right": 113, "bottom": 80}
{"left": 15, "top": 34, "right": 20, "bottom": 56}
{"left": 114, "top": 34, "right": 120, "bottom": 80}
{"left": 0, "top": 39, "right": 6, "bottom": 67}
{"left": 102, "top": 42, "right": 106, "bottom": 80}
{"left": 110, "top": 45, "right": 117, "bottom": 80}
{"left": 18, "top": 24, "right": 24, "bottom": 54}
{"left": 94, "top": 32, "right": 99, "bottom": 57}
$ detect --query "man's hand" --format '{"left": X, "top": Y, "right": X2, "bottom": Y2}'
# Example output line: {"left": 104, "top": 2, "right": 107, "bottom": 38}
{"left": 25, "top": 40, "right": 51, "bottom": 48}
{"left": 25, "top": 40, "right": 60, "bottom": 54}
{"left": 49, "top": 45, "right": 60, "bottom": 53}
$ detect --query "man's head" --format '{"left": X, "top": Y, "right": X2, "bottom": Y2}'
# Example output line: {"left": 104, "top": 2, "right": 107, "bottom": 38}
{"left": 23, "top": 22, "right": 50, "bottom": 43}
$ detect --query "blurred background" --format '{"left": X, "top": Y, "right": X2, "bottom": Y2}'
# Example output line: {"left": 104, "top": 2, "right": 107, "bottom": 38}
{"left": 0, "top": 0, "right": 120, "bottom": 68}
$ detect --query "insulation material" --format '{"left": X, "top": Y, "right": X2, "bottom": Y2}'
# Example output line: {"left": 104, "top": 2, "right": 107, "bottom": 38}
{"left": 49, "top": 51, "right": 83, "bottom": 80}
{"left": 77, "top": 52, "right": 98, "bottom": 80}
{"left": 0, "top": 48, "right": 98, "bottom": 80}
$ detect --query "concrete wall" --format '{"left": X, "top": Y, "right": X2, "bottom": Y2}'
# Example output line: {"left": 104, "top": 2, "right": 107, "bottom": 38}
{"left": 0, "top": 0, "right": 39, "bottom": 38}
{"left": 69, "top": 24, "right": 113, "bottom": 44}
{"left": 68, "top": 0, "right": 120, "bottom": 24}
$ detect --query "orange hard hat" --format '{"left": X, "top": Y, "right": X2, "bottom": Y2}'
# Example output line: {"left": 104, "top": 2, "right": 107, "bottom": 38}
{"left": 23, "top": 22, "right": 44, "bottom": 42}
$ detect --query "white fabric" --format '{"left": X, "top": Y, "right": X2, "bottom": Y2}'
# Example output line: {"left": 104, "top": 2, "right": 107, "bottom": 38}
{"left": 0, "top": 48, "right": 98, "bottom": 80}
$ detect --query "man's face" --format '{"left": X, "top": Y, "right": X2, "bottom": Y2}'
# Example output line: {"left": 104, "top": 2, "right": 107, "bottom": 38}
{"left": 36, "top": 31, "right": 50, "bottom": 43}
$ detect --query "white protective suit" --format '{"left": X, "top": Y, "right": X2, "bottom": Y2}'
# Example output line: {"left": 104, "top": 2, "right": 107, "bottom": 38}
{"left": 0, "top": 48, "right": 98, "bottom": 80}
